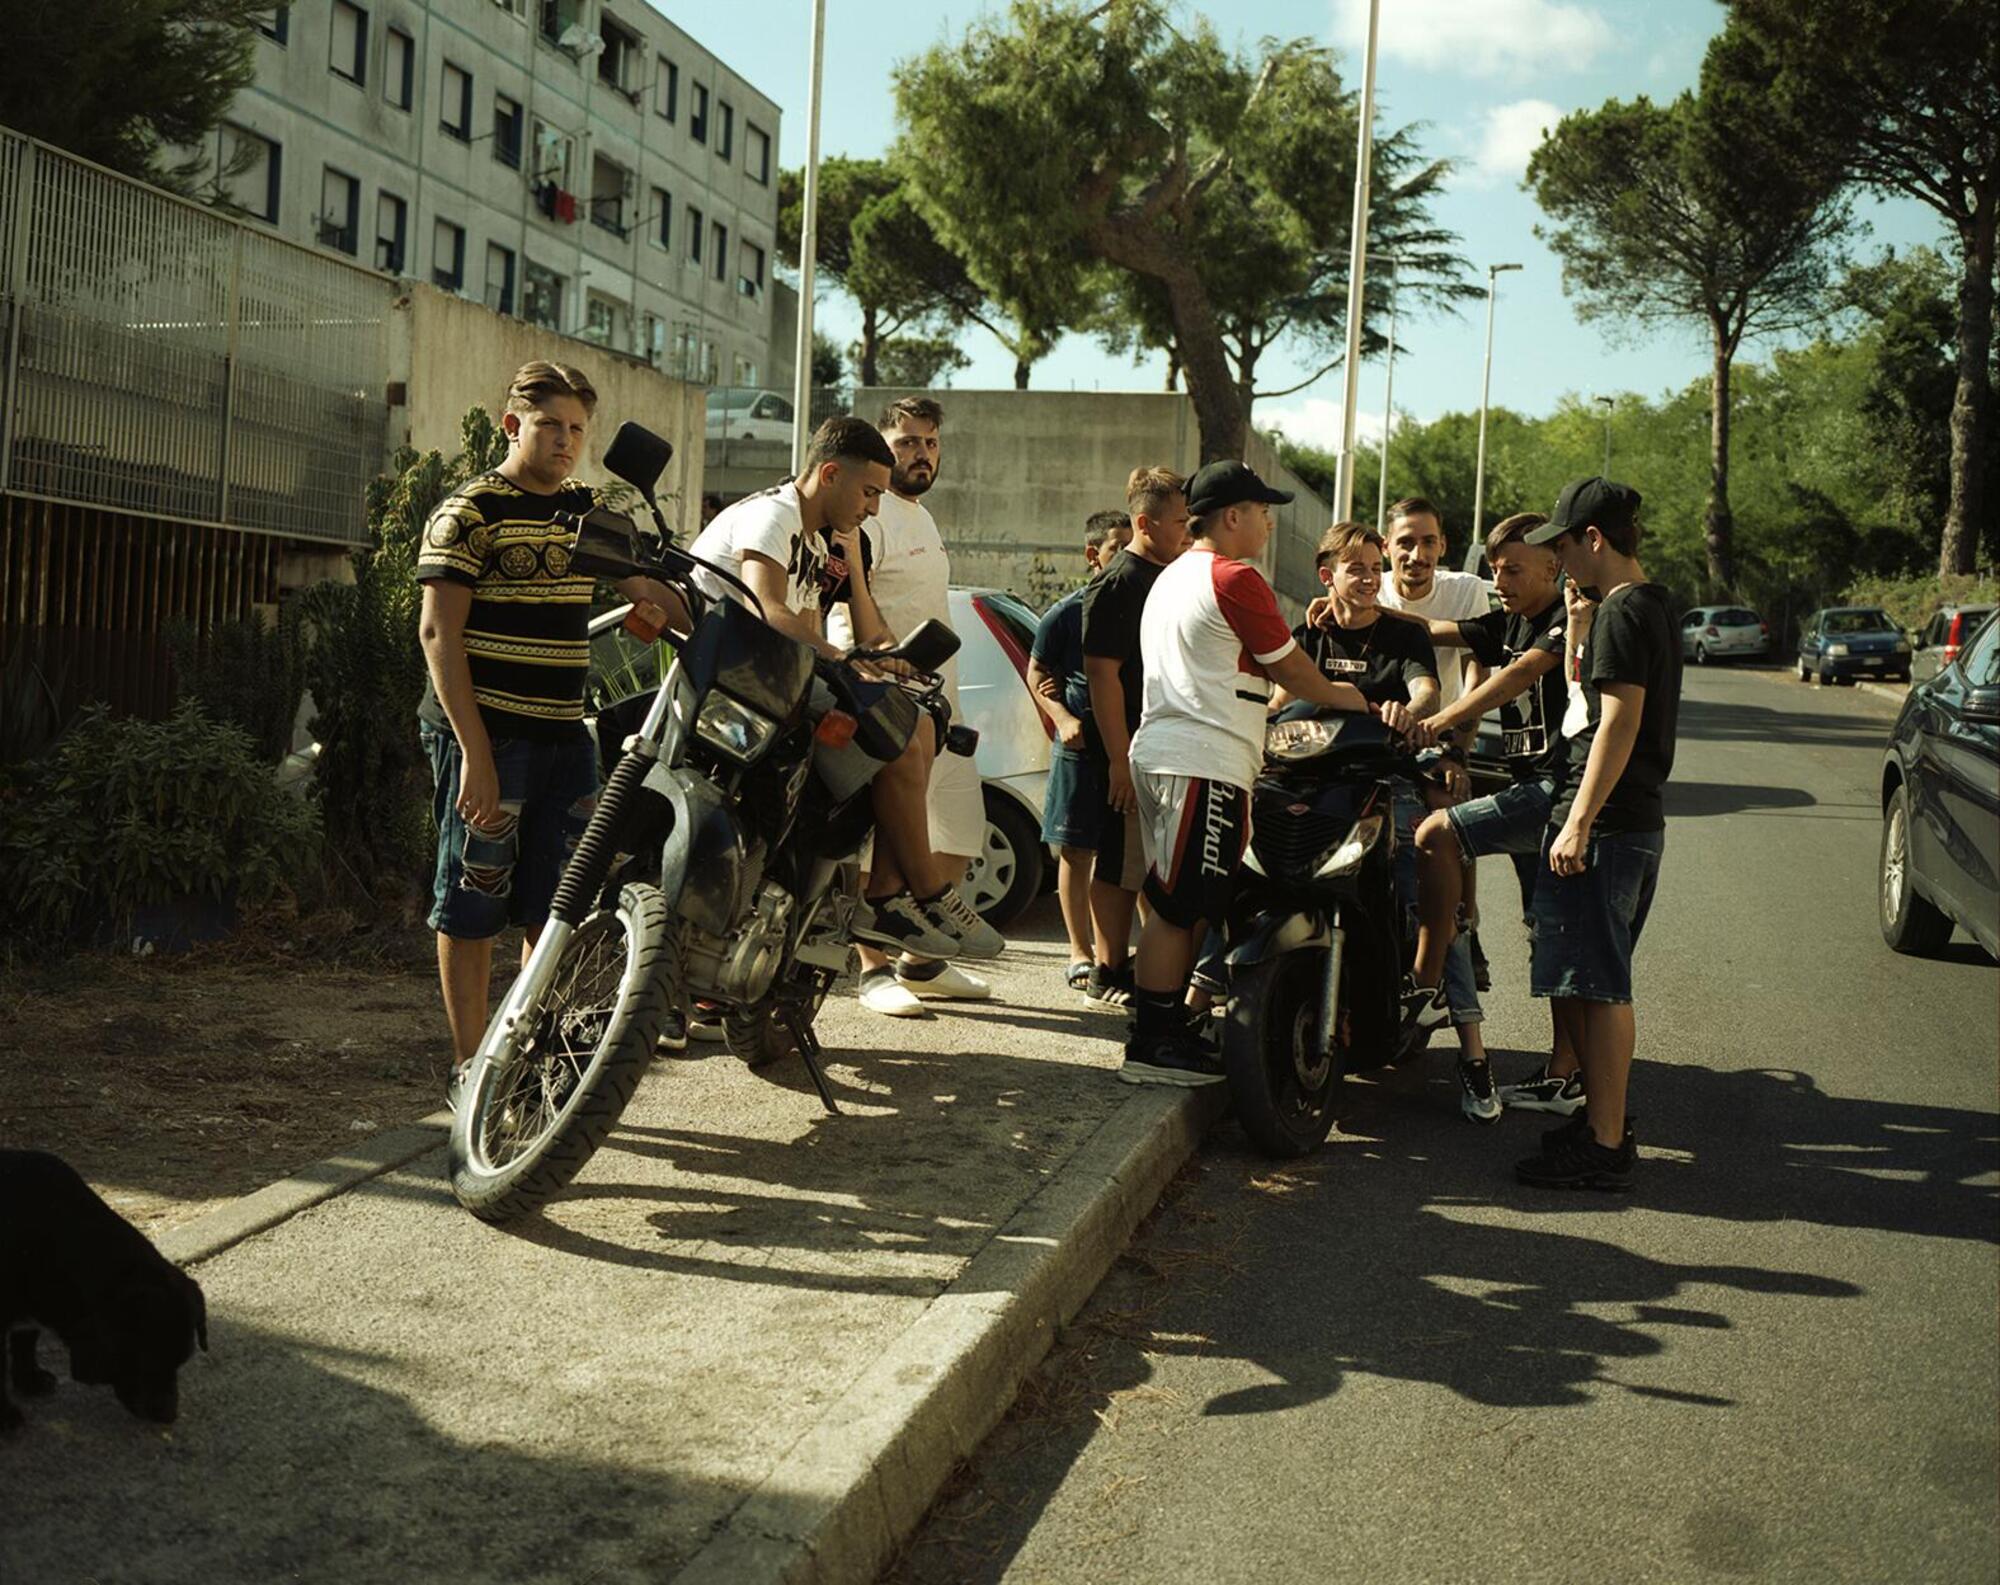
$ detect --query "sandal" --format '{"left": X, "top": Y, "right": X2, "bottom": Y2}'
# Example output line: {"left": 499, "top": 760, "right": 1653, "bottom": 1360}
{"left": 1066, "top": 960, "right": 1093, "bottom": 992}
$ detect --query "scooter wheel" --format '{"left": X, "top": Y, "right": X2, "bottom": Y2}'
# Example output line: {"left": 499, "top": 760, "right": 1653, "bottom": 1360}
{"left": 1221, "top": 951, "right": 1340, "bottom": 1158}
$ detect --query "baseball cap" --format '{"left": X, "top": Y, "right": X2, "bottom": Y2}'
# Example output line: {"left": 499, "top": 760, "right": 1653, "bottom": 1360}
{"left": 1523, "top": 477, "right": 1641, "bottom": 544}
{"left": 1185, "top": 460, "right": 1293, "bottom": 519}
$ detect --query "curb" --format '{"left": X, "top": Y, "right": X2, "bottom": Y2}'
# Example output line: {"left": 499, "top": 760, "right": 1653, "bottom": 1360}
{"left": 672, "top": 1081, "right": 1224, "bottom": 1585}
{"left": 156, "top": 1110, "right": 451, "bottom": 1268}
{"left": 1746, "top": 665, "right": 1905, "bottom": 710}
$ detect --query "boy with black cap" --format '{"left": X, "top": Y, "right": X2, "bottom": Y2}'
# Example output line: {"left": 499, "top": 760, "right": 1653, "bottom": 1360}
{"left": 1513, "top": 478, "right": 1680, "bottom": 1190}
{"left": 1119, "top": 462, "right": 1385, "bottom": 1086}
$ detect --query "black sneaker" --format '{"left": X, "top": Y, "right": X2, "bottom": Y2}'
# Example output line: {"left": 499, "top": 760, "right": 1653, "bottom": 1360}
{"left": 1516, "top": 1129, "right": 1634, "bottom": 1192}
{"left": 1468, "top": 931, "right": 1492, "bottom": 993}
{"left": 1543, "top": 1112, "right": 1637, "bottom": 1155}
{"left": 1458, "top": 1057, "right": 1501, "bottom": 1123}
{"left": 1117, "top": 1033, "right": 1226, "bottom": 1088}
{"left": 1499, "top": 1063, "right": 1586, "bottom": 1115}
{"left": 1398, "top": 977, "right": 1450, "bottom": 1036}
{"left": 1085, "top": 962, "right": 1136, "bottom": 1009}
{"left": 851, "top": 891, "right": 960, "bottom": 959}
{"left": 445, "top": 1062, "right": 469, "bottom": 1114}
{"left": 656, "top": 1010, "right": 688, "bottom": 1054}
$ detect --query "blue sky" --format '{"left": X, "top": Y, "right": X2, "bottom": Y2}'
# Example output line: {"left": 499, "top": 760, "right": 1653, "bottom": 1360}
{"left": 660, "top": 0, "right": 1949, "bottom": 447}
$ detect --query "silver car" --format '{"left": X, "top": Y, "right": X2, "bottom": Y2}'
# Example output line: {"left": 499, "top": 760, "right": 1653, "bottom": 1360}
{"left": 950, "top": 587, "right": 1056, "bottom": 929}
{"left": 1681, "top": 604, "right": 1769, "bottom": 664}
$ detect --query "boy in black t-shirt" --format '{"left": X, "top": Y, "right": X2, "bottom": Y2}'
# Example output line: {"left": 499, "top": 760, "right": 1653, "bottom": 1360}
{"left": 1512, "top": 478, "right": 1681, "bottom": 1192}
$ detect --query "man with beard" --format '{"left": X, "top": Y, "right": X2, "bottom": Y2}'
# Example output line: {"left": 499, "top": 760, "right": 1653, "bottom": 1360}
{"left": 825, "top": 397, "right": 1003, "bottom": 1018}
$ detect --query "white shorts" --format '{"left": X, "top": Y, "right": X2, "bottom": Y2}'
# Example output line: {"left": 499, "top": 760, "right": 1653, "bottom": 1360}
{"left": 859, "top": 742, "right": 988, "bottom": 875}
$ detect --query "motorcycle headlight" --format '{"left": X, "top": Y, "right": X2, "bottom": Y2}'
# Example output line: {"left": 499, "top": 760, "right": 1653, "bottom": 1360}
{"left": 695, "top": 692, "right": 779, "bottom": 764}
{"left": 1827, "top": 642, "right": 1850, "bottom": 657}
{"left": 1266, "top": 719, "right": 1338, "bottom": 762}
{"left": 1314, "top": 814, "right": 1384, "bottom": 879}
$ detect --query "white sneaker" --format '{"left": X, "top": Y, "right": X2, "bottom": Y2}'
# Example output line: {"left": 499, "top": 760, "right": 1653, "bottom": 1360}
{"left": 858, "top": 969, "right": 925, "bottom": 1017}
{"left": 897, "top": 961, "right": 992, "bottom": 1001}
{"left": 921, "top": 887, "right": 1005, "bottom": 960}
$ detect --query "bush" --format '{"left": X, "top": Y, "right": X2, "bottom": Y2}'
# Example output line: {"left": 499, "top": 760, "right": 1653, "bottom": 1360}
{"left": 164, "top": 606, "right": 307, "bottom": 764}
{"left": 1840, "top": 571, "right": 1997, "bottom": 635}
{"left": 0, "top": 699, "right": 320, "bottom": 950}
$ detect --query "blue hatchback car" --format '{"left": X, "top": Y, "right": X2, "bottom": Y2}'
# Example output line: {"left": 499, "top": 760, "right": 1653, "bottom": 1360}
{"left": 1798, "top": 606, "right": 1911, "bottom": 685}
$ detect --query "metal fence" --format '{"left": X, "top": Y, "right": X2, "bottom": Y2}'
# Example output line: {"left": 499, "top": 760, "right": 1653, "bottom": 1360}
{"left": 0, "top": 127, "right": 391, "bottom": 546}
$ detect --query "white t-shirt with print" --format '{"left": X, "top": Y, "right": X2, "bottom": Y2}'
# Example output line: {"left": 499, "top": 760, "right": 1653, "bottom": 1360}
{"left": 688, "top": 481, "right": 824, "bottom": 619}
{"left": 1378, "top": 568, "right": 1493, "bottom": 710}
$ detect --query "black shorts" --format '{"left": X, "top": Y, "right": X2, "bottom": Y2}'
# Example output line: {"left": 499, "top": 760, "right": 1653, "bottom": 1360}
{"left": 1134, "top": 770, "right": 1251, "bottom": 931}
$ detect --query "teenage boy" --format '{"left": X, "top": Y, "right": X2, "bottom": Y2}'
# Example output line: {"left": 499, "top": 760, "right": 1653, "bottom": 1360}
{"left": 1395, "top": 513, "right": 1583, "bottom": 1113}
{"left": 1513, "top": 478, "right": 1680, "bottom": 1192}
{"left": 1079, "top": 466, "right": 1189, "bottom": 1007}
{"left": 1120, "top": 467, "right": 1388, "bottom": 1085}
{"left": 417, "top": 360, "right": 689, "bottom": 1096}
{"left": 825, "top": 397, "right": 1005, "bottom": 1019}
{"left": 1028, "top": 509, "right": 1134, "bottom": 989}
{"left": 690, "top": 416, "right": 979, "bottom": 963}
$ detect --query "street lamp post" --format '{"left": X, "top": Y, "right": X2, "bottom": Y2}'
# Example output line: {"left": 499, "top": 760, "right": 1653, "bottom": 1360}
{"left": 1376, "top": 252, "right": 1402, "bottom": 534}
{"left": 788, "top": 0, "right": 827, "bottom": 476}
{"left": 1332, "top": 0, "right": 1381, "bottom": 520}
{"left": 1469, "top": 261, "right": 1522, "bottom": 542}
{"left": 1595, "top": 394, "right": 1614, "bottom": 475}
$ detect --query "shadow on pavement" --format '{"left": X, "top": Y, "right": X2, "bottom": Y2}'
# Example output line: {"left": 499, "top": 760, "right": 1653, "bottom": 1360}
{"left": 1666, "top": 780, "right": 1821, "bottom": 817}
{"left": 1675, "top": 692, "right": 1892, "bottom": 752}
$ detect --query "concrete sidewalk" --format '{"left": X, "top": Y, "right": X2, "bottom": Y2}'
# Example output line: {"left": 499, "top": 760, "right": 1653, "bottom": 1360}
{"left": 3, "top": 903, "right": 1215, "bottom": 1585}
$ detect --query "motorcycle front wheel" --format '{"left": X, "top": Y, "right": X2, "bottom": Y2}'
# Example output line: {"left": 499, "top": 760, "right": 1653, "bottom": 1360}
{"left": 1222, "top": 948, "right": 1340, "bottom": 1158}
{"left": 448, "top": 883, "right": 675, "bottom": 1222}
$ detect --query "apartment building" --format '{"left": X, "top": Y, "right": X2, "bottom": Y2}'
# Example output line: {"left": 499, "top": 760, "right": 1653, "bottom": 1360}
{"left": 208, "top": 0, "right": 782, "bottom": 386}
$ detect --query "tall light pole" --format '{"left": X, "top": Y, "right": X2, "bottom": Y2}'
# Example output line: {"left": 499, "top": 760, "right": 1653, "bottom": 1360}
{"left": 1469, "top": 261, "right": 1522, "bottom": 541}
{"left": 788, "top": 0, "right": 827, "bottom": 476}
{"left": 1375, "top": 252, "right": 1402, "bottom": 533}
{"left": 1332, "top": 0, "right": 1381, "bottom": 520}
{"left": 1595, "top": 394, "right": 1614, "bottom": 475}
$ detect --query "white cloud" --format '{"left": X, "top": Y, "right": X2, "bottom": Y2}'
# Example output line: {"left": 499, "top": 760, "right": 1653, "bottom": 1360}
{"left": 1257, "top": 398, "right": 1388, "bottom": 454}
{"left": 1335, "top": 0, "right": 1614, "bottom": 79}
{"left": 1467, "top": 98, "right": 1565, "bottom": 186}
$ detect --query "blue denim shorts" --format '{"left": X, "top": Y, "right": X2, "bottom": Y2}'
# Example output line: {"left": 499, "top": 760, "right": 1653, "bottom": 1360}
{"left": 1392, "top": 782, "right": 1481, "bottom": 1025}
{"left": 1042, "top": 746, "right": 1108, "bottom": 850}
{"left": 422, "top": 723, "right": 599, "bottom": 940}
{"left": 1529, "top": 827, "right": 1664, "bottom": 1004}
{"left": 1445, "top": 776, "right": 1555, "bottom": 860}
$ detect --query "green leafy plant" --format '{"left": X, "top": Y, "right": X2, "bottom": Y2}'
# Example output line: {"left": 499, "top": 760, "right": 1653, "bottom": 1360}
{"left": 164, "top": 606, "right": 306, "bottom": 764}
{"left": 0, "top": 699, "right": 320, "bottom": 950}
{"left": 1840, "top": 571, "right": 1995, "bottom": 636}
{"left": 0, "top": 640, "right": 78, "bottom": 773}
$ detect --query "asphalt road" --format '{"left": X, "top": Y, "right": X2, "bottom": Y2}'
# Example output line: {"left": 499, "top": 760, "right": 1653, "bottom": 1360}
{"left": 889, "top": 664, "right": 2000, "bottom": 1585}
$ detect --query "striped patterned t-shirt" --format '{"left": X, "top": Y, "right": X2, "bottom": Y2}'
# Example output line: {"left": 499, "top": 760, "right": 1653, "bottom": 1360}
{"left": 415, "top": 471, "right": 597, "bottom": 741}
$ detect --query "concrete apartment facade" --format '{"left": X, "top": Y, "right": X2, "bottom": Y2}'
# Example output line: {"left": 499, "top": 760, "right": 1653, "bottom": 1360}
{"left": 210, "top": 0, "right": 782, "bottom": 389}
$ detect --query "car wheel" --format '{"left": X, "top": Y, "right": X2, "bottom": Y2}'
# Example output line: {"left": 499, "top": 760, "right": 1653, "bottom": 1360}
{"left": 1880, "top": 782, "right": 1954, "bottom": 954}
{"left": 1695, "top": 642, "right": 1710, "bottom": 665}
{"left": 1797, "top": 656, "right": 1810, "bottom": 681}
{"left": 964, "top": 788, "right": 1044, "bottom": 930}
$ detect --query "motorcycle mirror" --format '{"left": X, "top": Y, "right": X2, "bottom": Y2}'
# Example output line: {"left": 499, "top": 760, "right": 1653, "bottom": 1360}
{"left": 603, "top": 422, "right": 674, "bottom": 503}
{"left": 891, "top": 619, "right": 962, "bottom": 675}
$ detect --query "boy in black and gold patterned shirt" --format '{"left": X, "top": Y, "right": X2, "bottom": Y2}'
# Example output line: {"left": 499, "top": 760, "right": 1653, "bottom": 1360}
{"left": 415, "top": 360, "right": 684, "bottom": 1093}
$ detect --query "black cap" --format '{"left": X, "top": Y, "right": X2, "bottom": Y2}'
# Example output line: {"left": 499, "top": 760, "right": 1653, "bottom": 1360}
{"left": 1523, "top": 477, "right": 1641, "bottom": 544}
{"left": 1185, "top": 460, "right": 1293, "bottom": 519}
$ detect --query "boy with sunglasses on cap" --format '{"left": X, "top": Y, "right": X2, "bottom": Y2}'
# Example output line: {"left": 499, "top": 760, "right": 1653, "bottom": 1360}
{"left": 1118, "top": 462, "right": 1399, "bottom": 1086}
{"left": 1512, "top": 478, "right": 1680, "bottom": 1191}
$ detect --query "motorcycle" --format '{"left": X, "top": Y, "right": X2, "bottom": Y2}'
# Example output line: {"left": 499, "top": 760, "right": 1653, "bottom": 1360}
{"left": 1217, "top": 707, "right": 1425, "bottom": 1158}
{"left": 448, "top": 421, "right": 972, "bottom": 1222}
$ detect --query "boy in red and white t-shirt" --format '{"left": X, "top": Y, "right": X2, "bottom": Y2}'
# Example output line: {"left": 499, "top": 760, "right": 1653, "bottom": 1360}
{"left": 1121, "top": 462, "right": 1390, "bottom": 1087}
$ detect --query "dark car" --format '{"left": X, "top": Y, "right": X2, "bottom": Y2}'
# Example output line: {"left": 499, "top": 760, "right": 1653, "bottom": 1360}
{"left": 1880, "top": 612, "right": 2000, "bottom": 957}
{"left": 1910, "top": 602, "right": 1997, "bottom": 685}
{"left": 1799, "top": 606, "right": 1911, "bottom": 685}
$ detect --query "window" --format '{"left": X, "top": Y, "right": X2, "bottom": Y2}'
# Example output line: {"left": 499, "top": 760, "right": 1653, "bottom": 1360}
{"left": 384, "top": 28, "right": 413, "bottom": 109}
{"left": 433, "top": 219, "right": 465, "bottom": 290}
{"left": 258, "top": 7, "right": 289, "bottom": 44}
{"left": 687, "top": 204, "right": 703, "bottom": 264}
{"left": 216, "top": 124, "right": 281, "bottom": 222}
{"left": 711, "top": 220, "right": 727, "bottom": 283}
{"left": 737, "top": 357, "right": 767, "bottom": 388}
{"left": 588, "top": 153, "right": 630, "bottom": 236}
{"left": 641, "top": 312, "right": 664, "bottom": 366}
{"left": 375, "top": 191, "right": 407, "bottom": 273}
{"left": 538, "top": 0, "right": 577, "bottom": 48}
{"left": 739, "top": 239, "right": 765, "bottom": 298}
{"left": 485, "top": 242, "right": 517, "bottom": 315}
{"left": 318, "top": 167, "right": 359, "bottom": 254}
{"left": 523, "top": 260, "right": 563, "bottom": 330}
{"left": 746, "top": 122, "right": 770, "bottom": 184}
{"left": 583, "top": 292, "right": 629, "bottom": 350}
{"left": 690, "top": 82, "right": 708, "bottom": 144}
{"left": 1962, "top": 616, "right": 2000, "bottom": 686}
{"left": 330, "top": 1, "right": 367, "bottom": 85}
{"left": 655, "top": 56, "right": 678, "bottom": 121}
{"left": 493, "top": 94, "right": 523, "bottom": 168}
{"left": 530, "top": 118, "right": 573, "bottom": 189}
{"left": 650, "top": 186, "right": 671, "bottom": 249}
{"left": 598, "top": 15, "right": 639, "bottom": 95}
{"left": 440, "top": 62, "right": 473, "bottom": 140}
{"left": 717, "top": 101, "right": 733, "bottom": 160}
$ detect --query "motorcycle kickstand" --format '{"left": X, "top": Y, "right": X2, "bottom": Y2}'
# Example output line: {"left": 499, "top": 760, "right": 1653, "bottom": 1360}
{"left": 784, "top": 1008, "right": 842, "bottom": 1115}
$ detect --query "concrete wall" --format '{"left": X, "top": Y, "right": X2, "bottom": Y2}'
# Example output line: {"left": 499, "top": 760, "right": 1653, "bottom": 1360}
{"left": 853, "top": 388, "right": 1332, "bottom": 617}
{"left": 397, "top": 283, "right": 706, "bottom": 534}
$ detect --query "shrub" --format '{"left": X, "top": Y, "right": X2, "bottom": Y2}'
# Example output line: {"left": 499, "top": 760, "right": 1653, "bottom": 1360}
{"left": 164, "top": 606, "right": 307, "bottom": 764}
{"left": 1839, "top": 571, "right": 1997, "bottom": 635}
{"left": 0, "top": 699, "right": 320, "bottom": 950}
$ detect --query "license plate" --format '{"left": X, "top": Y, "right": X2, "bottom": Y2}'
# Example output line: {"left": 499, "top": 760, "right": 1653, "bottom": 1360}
{"left": 1862, "top": 657, "right": 1884, "bottom": 667}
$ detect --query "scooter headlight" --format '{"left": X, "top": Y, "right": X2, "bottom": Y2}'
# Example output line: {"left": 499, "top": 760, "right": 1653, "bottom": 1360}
{"left": 1314, "top": 814, "right": 1384, "bottom": 879}
{"left": 1266, "top": 719, "right": 1338, "bottom": 762}
{"left": 695, "top": 692, "right": 779, "bottom": 764}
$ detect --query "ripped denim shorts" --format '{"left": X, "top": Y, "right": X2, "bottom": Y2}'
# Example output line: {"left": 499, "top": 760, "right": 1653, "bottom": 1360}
{"left": 421, "top": 723, "right": 599, "bottom": 940}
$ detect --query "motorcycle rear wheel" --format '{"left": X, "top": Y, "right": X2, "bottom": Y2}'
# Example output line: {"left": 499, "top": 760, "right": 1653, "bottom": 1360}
{"left": 1222, "top": 949, "right": 1340, "bottom": 1158}
{"left": 448, "top": 883, "right": 674, "bottom": 1222}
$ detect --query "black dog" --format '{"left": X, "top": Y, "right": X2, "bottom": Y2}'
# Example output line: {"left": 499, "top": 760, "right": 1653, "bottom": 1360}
{"left": 0, "top": 1149, "right": 207, "bottom": 1432}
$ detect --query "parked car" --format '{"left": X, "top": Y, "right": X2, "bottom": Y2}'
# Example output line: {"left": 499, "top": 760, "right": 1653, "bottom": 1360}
{"left": 1798, "top": 606, "right": 1911, "bottom": 685}
{"left": 951, "top": 587, "right": 1055, "bottom": 928}
{"left": 705, "top": 387, "right": 794, "bottom": 442}
{"left": 1880, "top": 612, "right": 2000, "bottom": 957}
{"left": 1910, "top": 602, "right": 1997, "bottom": 685}
{"left": 1681, "top": 604, "right": 1769, "bottom": 664}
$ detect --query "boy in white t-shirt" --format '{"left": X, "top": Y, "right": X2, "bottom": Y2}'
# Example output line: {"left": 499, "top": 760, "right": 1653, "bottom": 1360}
{"left": 1119, "top": 462, "right": 1411, "bottom": 1088}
